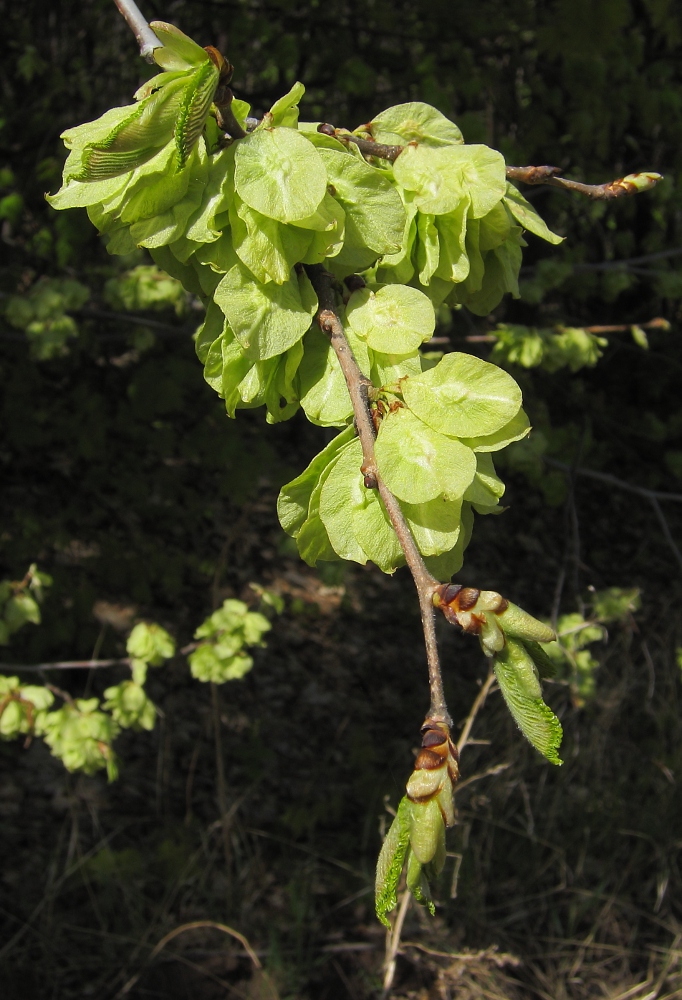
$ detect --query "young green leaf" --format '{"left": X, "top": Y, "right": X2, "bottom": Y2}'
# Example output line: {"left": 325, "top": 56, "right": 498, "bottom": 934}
{"left": 504, "top": 183, "right": 564, "bottom": 245}
{"left": 214, "top": 263, "right": 317, "bottom": 360}
{"left": 493, "top": 639, "right": 563, "bottom": 765}
{"left": 496, "top": 602, "right": 556, "bottom": 644}
{"left": 370, "top": 101, "right": 464, "bottom": 148}
{"left": 401, "top": 352, "right": 523, "bottom": 438}
{"left": 346, "top": 284, "right": 435, "bottom": 354}
{"left": 277, "top": 426, "right": 356, "bottom": 536}
{"left": 408, "top": 796, "right": 444, "bottom": 865}
{"left": 375, "top": 797, "right": 411, "bottom": 927}
{"left": 235, "top": 127, "right": 328, "bottom": 223}
{"left": 150, "top": 21, "right": 212, "bottom": 71}
{"left": 174, "top": 60, "right": 221, "bottom": 166}
{"left": 375, "top": 407, "right": 477, "bottom": 504}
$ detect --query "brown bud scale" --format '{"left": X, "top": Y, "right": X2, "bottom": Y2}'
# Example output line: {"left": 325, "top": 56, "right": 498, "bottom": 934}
{"left": 457, "top": 587, "right": 481, "bottom": 611}
{"left": 414, "top": 748, "right": 445, "bottom": 771}
{"left": 422, "top": 728, "right": 447, "bottom": 748}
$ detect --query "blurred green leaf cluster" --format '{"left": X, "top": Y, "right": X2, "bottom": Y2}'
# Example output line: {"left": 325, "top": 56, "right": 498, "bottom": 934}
{"left": 2, "top": 278, "right": 89, "bottom": 359}
{"left": 546, "top": 588, "right": 641, "bottom": 705}
{"left": 189, "top": 599, "right": 272, "bottom": 683}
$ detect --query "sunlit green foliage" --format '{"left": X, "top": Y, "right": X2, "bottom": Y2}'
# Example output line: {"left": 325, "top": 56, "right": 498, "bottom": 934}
{"left": 189, "top": 599, "right": 271, "bottom": 683}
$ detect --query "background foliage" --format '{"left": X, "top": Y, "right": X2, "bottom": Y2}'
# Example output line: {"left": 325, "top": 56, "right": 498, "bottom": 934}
{"left": 1, "top": 1, "right": 682, "bottom": 997}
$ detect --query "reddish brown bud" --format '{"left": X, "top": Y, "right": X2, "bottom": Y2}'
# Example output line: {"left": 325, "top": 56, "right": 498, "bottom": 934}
{"left": 422, "top": 728, "right": 447, "bottom": 749}
{"left": 204, "top": 46, "right": 233, "bottom": 84}
{"left": 414, "top": 748, "right": 444, "bottom": 771}
{"left": 457, "top": 587, "right": 481, "bottom": 611}
{"left": 435, "top": 583, "right": 462, "bottom": 607}
{"left": 317, "top": 123, "right": 336, "bottom": 136}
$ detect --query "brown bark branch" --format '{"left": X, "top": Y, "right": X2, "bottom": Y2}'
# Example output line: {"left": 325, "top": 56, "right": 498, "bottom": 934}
{"left": 506, "top": 165, "right": 662, "bottom": 200}
{"left": 317, "top": 124, "right": 404, "bottom": 162}
{"left": 316, "top": 125, "right": 661, "bottom": 203}
{"left": 305, "top": 265, "right": 450, "bottom": 725}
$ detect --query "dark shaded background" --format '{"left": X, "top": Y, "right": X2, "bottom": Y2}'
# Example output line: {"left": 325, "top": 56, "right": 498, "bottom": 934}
{"left": 1, "top": 1, "right": 682, "bottom": 997}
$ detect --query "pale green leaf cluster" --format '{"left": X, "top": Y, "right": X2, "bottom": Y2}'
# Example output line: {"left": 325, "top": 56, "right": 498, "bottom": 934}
{"left": 127, "top": 621, "right": 176, "bottom": 666}
{"left": 369, "top": 113, "right": 562, "bottom": 314}
{"left": 48, "top": 49, "right": 560, "bottom": 430}
{"left": 2, "top": 277, "right": 90, "bottom": 359}
{"left": 543, "top": 588, "right": 640, "bottom": 705}
{"left": 102, "top": 680, "right": 157, "bottom": 731}
{"left": 491, "top": 323, "right": 609, "bottom": 373}
{"left": 189, "top": 599, "right": 271, "bottom": 683}
{"left": 279, "top": 353, "right": 529, "bottom": 575}
{"left": 41, "top": 698, "right": 121, "bottom": 781}
{"left": 0, "top": 564, "right": 51, "bottom": 646}
{"left": 0, "top": 675, "right": 55, "bottom": 738}
{"left": 104, "top": 264, "right": 187, "bottom": 315}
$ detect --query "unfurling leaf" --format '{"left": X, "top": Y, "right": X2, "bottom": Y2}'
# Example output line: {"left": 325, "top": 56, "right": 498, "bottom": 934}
{"left": 493, "top": 639, "right": 563, "bottom": 765}
{"left": 376, "top": 720, "right": 459, "bottom": 923}
{"left": 375, "top": 798, "right": 411, "bottom": 928}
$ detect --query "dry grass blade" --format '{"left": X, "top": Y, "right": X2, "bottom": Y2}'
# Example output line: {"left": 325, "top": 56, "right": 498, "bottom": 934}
{"left": 114, "top": 920, "right": 262, "bottom": 998}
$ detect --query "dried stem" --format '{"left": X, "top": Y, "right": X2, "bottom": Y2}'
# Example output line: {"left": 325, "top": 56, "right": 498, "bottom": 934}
{"left": 1, "top": 658, "right": 131, "bottom": 672}
{"left": 112, "top": 0, "right": 161, "bottom": 62}
{"left": 457, "top": 666, "right": 496, "bottom": 754}
{"left": 305, "top": 265, "right": 449, "bottom": 725}
{"left": 382, "top": 887, "right": 411, "bottom": 996}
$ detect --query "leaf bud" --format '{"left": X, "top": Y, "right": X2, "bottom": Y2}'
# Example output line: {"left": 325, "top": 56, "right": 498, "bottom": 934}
{"left": 615, "top": 171, "right": 662, "bottom": 194}
{"left": 478, "top": 614, "right": 506, "bottom": 657}
{"left": 495, "top": 602, "right": 556, "bottom": 644}
{"left": 496, "top": 636, "right": 542, "bottom": 699}
{"left": 408, "top": 797, "right": 444, "bottom": 865}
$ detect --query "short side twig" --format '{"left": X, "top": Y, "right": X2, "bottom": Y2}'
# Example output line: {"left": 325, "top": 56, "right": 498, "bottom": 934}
{"left": 305, "top": 265, "right": 449, "bottom": 725}
{"left": 316, "top": 125, "right": 661, "bottom": 203}
{"left": 506, "top": 165, "right": 662, "bottom": 200}
{"left": 318, "top": 124, "right": 404, "bottom": 162}
{"left": 112, "top": 0, "right": 161, "bottom": 61}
